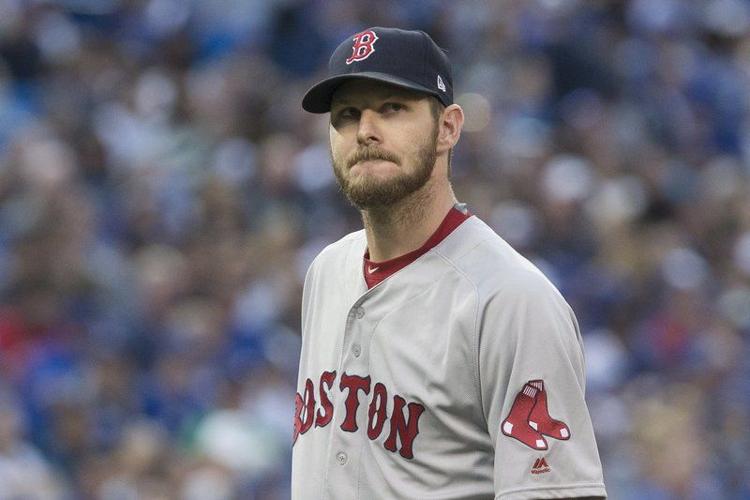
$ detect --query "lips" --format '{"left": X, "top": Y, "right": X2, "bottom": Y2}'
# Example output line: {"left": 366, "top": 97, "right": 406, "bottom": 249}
{"left": 353, "top": 158, "right": 390, "bottom": 167}
{"left": 347, "top": 148, "right": 399, "bottom": 169}
{"left": 349, "top": 157, "right": 390, "bottom": 169}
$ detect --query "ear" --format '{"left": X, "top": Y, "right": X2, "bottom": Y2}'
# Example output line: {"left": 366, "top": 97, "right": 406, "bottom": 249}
{"left": 436, "top": 104, "right": 464, "bottom": 155}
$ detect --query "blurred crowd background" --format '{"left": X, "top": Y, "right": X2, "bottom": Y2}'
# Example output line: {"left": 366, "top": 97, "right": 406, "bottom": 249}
{"left": 0, "top": 0, "right": 749, "bottom": 498}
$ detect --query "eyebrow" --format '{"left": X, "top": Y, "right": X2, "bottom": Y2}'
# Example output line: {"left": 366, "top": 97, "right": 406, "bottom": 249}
{"left": 330, "top": 98, "right": 353, "bottom": 108}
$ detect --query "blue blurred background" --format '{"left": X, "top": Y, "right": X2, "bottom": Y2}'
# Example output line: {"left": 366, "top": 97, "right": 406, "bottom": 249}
{"left": 0, "top": 0, "right": 749, "bottom": 498}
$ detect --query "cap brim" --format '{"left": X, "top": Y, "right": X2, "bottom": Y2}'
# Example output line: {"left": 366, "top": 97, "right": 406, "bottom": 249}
{"left": 302, "top": 72, "right": 440, "bottom": 113}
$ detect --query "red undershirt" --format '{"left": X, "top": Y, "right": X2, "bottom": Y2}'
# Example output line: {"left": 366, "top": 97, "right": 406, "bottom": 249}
{"left": 363, "top": 205, "right": 472, "bottom": 288}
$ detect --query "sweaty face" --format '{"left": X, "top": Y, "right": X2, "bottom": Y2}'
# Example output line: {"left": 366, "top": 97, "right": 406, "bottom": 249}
{"left": 329, "top": 81, "right": 440, "bottom": 209}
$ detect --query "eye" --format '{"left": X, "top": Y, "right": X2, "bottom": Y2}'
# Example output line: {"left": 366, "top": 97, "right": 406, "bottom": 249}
{"left": 331, "top": 106, "right": 359, "bottom": 127}
{"left": 382, "top": 102, "right": 405, "bottom": 113}
{"left": 337, "top": 107, "right": 359, "bottom": 120}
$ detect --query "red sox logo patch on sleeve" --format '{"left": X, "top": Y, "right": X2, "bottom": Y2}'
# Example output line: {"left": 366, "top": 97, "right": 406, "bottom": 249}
{"left": 346, "top": 30, "right": 379, "bottom": 64}
{"left": 501, "top": 380, "right": 570, "bottom": 450}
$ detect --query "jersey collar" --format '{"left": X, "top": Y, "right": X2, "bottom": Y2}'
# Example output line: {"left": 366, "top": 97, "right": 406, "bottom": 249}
{"left": 363, "top": 204, "right": 472, "bottom": 289}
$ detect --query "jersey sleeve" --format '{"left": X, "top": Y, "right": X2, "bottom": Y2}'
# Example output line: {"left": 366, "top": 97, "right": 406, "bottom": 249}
{"left": 299, "top": 254, "right": 319, "bottom": 341}
{"left": 477, "top": 270, "right": 607, "bottom": 500}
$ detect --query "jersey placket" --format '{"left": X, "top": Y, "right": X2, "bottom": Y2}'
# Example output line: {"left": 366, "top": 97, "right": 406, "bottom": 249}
{"left": 325, "top": 294, "right": 376, "bottom": 499}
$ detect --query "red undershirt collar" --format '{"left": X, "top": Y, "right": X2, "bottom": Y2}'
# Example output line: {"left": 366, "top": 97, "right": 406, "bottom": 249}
{"left": 363, "top": 204, "right": 472, "bottom": 289}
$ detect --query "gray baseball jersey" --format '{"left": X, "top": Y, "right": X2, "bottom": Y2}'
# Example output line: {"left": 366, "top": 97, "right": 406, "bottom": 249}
{"left": 292, "top": 212, "right": 607, "bottom": 499}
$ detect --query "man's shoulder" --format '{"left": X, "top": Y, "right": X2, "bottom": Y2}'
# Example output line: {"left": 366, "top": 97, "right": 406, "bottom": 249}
{"left": 439, "top": 216, "right": 562, "bottom": 301}
{"left": 438, "top": 216, "right": 536, "bottom": 276}
{"left": 309, "top": 229, "right": 367, "bottom": 273}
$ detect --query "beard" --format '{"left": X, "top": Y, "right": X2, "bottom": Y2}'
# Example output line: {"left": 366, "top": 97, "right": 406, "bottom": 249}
{"left": 331, "top": 127, "right": 439, "bottom": 209}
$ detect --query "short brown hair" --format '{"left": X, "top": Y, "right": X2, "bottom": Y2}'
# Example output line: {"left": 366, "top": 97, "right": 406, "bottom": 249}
{"left": 428, "top": 96, "right": 444, "bottom": 123}
{"left": 427, "top": 97, "right": 453, "bottom": 174}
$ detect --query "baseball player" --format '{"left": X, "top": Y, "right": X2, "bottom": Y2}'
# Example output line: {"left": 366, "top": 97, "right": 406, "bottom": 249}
{"left": 292, "top": 27, "right": 607, "bottom": 500}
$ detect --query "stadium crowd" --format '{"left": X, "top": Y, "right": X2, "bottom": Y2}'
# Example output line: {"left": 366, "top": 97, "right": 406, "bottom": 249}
{"left": 0, "top": 0, "right": 749, "bottom": 498}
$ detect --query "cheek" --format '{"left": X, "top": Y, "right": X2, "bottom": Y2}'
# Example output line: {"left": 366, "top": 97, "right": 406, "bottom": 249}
{"left": 329, "top": 131, "right": 350, "bottom": 163}
{"left": 401, "top": 127, "right": 435, "bottom": 158}
{"left": 330, "top": 146, "right": 349, "bottom": 172}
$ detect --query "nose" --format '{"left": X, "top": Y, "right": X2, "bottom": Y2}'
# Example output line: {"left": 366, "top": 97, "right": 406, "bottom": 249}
{"left": 356, "top": 109, "right": 382, "bottom": 146}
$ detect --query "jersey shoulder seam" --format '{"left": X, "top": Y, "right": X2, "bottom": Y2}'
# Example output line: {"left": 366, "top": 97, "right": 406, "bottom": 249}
{"left": 432, "top": 241, "right": 490, "bottom": 431}
{"left": 431, "top": 230, "right": 564, "bottom": 432}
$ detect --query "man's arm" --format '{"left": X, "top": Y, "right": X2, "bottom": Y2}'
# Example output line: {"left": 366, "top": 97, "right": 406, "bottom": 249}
{"left": 477, "top": 269, "right": 607, "bottom": 499}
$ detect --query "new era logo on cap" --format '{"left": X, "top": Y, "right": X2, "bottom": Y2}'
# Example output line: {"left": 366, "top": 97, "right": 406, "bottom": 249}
{"left": 302, "top": 27, "right": 454, "bottom": 113}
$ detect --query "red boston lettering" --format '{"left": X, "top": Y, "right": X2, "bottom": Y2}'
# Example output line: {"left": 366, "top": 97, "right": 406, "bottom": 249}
{"left": 384, "top": 395, "right": 425, "bottom": 459}
{"left": 294, "top": 370, "right": 425, "bottom": 459}
{"left": 293, "top": 392, "right": 303, "bottom": 444}
{"left": 367, "top": 382, "right": 388, "bottom": 440}
{"left": 339, "top": 372, "right": 371, "bottom": 432}
{"left": 346, "top": 30, "right": 379, "bottom": 65}
{"left": 299, "top": 378, "right": 316, "bottom": 435}
{"left": 315, "top": 370, "right": 336, "bottom": 428}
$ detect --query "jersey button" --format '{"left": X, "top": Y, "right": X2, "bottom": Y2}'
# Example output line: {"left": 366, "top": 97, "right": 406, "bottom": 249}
{"left": 354, "top": 307, "right": 365, "bottom": 319}
{"left": 336, "top": 451, "right": 348, "bottom": 466}
{"left": 352, "top": 343, "right": 362, "bottom": 357}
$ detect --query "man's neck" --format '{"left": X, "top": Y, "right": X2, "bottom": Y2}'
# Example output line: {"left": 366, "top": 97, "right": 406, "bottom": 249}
{"left": 361, "top": 178, "right": 457, "bottom": 262}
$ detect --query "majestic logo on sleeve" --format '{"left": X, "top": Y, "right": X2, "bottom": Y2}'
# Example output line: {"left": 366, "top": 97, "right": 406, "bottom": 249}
{"left": 346, "top": 30, "right": 379, "bottom": 64}
{"left": 293, "top": 370, "right": 425, "bottom": 459}
{"left": 501, "top": 380, "right": 570, "bottom": 450}
{"left": 531, "top": 457, "right": 551, "bottom": 474}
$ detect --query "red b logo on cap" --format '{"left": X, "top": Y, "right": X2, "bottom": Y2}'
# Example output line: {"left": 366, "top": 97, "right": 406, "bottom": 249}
{"left": 346, "top": 30, "right": 379, "bottom": 64}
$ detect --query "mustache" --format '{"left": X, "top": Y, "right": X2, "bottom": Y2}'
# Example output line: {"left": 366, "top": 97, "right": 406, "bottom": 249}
{"left": 346, "top": 147, "right": 400, "bottom": 169}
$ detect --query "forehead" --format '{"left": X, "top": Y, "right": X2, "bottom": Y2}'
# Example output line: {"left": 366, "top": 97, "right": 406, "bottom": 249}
{"left": 331, "top": 79, "right": 427, "bottom": 107}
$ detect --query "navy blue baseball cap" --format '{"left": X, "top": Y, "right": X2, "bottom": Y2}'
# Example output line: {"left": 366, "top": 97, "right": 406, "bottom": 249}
{"left": 302, "top": 27, "right": 453, "bottom": 113}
